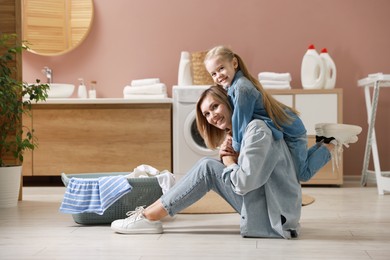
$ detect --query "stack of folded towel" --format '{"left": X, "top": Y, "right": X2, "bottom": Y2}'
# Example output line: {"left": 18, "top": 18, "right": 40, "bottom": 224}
{"left": 258, "top": 72, "right": 292, "bottom": 90}
{"left": 123, "top": 78, "right": 168, "bottom": 99}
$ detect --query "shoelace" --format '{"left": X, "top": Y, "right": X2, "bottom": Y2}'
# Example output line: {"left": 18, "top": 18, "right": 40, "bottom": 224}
{"left": 329, "top": 136, "right": 355, "bottom": 172}
{"left": 124, "top": 206, "right": 146, "bottom": 224}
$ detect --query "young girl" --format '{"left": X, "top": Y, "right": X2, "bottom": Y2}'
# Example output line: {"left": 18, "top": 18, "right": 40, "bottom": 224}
{"left": 204, "top": 45, "right": 361, "bottom": 181}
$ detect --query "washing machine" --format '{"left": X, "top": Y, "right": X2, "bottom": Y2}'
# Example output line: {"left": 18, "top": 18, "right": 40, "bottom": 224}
{"left": 172, "top": 85, "right": 219, "bottom": 180}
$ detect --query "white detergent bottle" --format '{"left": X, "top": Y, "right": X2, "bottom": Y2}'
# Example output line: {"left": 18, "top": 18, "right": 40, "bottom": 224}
{"left": 301, "top": 44, "right": 325, "bottom": 89}
{"left": 178, "top": 51, "right": 193, "bottom": 86}
{"left": 320, "top": 48, "right": 337, "bottom": 89}
{"left": 77, "top": 78, "right": 88, "bottom": 98}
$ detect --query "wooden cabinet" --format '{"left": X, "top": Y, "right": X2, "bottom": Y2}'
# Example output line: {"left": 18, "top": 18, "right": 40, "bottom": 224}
{"left": 269, "top": 89, "right": 343, "bottom": 185}
{"left": 23, "top": 103, "right": 172, "bottom": 176}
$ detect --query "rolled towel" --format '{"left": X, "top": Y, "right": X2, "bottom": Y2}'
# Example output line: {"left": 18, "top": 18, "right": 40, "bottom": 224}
{"left": 258, "top": 72, "right": 292, "bottom": 82}
{"left": 123, "top": 83, "right": 167, "bottom": 95}
{"left": 123, "top": 94, "right": 167, "bottom": 99}
{"left": 131, "top": 78, "right": 160, "bottom": 86}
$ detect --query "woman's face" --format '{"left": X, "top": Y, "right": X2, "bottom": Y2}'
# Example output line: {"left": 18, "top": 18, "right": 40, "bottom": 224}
{"left": 205, "top": 56, "right": 238, "bottom": 88}
{"left": 200, "top": 94, "right": 232, "bottom": 131}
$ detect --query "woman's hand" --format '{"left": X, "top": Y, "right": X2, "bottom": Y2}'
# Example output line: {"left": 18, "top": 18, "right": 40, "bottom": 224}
{"left": 219, "top": 134, "right": 238, "bottom": 166}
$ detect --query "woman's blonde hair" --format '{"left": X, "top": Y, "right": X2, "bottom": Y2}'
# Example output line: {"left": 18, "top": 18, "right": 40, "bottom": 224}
{"left": 204, "top": 45, "right": 299, "bottom": 129}
{"left": 196, "top": 85, "right": 232, "bottom": 149}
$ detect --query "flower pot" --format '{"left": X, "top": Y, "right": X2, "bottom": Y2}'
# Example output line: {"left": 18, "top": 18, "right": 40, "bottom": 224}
{"left": 0, "top": 166, "right": 22, "bottom": 208}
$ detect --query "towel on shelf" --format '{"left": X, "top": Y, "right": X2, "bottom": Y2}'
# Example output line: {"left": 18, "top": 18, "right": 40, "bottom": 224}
{"left": 258, "top": 72, "right": 292, "bottom": 82}
{"left": 123, "top": 83, "right": 167, "bottom": 95}
{"left": 59, "top": 175, "right": 132, "bottom": 215}
{"left": 258, "top": 72, "right": 292, "bottom": 90}
{"left": 125, "top": 164, "right": 175, "bottom": 194}
{"left": 131, "top": 78, "right": 160, "bottom": 86}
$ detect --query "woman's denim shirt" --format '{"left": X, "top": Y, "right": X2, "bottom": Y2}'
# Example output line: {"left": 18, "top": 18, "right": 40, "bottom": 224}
{"left": 227, "top": 70, "right": 306, "bottom": 152}
{"left": 222, "top": 120, "right": 302, "bottom": 238}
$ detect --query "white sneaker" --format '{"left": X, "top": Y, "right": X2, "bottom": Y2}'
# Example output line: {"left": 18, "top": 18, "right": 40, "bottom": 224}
{"left": 111, "top": 206, "right": 163, "bottom": 234}
{"left": 321, "top": 123, "right": 362, "bottom": 145}
{"left": 315, "top": 123, "right": 362, "bottom": 172}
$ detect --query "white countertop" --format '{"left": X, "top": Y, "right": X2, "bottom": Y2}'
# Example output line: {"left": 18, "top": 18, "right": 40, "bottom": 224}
{"left": 27, "top": 97, "right": 172, "bottom": 104}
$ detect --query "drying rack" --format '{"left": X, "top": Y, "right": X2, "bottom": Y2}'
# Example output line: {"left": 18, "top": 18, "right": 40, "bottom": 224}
{"left": 359, "top": 73, "right": 390, "bottom": 195}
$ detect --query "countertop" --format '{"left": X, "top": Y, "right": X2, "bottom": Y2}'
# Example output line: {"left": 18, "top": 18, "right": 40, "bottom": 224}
{"left": 26, "top": 97, "right": 173, "bottom": 104}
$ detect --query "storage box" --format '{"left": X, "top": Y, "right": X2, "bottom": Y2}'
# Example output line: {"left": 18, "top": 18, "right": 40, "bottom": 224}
{"left": 61, "top": 172, "right": 163, "bottom": 225}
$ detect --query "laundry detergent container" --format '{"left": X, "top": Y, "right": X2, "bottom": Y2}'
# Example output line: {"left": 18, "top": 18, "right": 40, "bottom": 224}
{"left": 61, "top": 172, "right": 163, "bottom": 225}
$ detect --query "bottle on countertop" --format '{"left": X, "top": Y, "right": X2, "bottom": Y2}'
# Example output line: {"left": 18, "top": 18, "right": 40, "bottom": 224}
{"left": 77, "top": 78, "right": 88, "bottom": 98}
{"left": 89, "top": 80, "right": 97, "bottom": 99}
{"left": 301, "top": 44, "right": 325, "bottom": 89}
{"left": 178, "top": 51, "right": 193, "bottom": 86}
{"left": 320, "top": 48, "right": 337, "bottom": 89}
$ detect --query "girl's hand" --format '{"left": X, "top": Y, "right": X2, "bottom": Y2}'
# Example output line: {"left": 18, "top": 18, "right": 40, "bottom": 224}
{"left": 219, "top": 134, "right": 238, "bottom": 166}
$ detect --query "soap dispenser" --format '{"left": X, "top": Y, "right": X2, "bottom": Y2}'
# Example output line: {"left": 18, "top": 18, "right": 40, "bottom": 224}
{"left": 77, "top": 78, "right": 88, "bottom": 98}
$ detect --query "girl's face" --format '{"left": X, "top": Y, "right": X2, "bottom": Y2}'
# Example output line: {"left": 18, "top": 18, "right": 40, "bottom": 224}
{"left": 205, "top": 56, "right": 238, "bottom": 88}
{"left": 200, "top": 94, "right": 232, "bottom": 131}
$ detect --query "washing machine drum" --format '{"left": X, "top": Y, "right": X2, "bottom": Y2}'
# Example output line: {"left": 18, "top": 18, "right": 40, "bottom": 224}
{"left": 184, "top": 110, "right": 218, "bottom": 156}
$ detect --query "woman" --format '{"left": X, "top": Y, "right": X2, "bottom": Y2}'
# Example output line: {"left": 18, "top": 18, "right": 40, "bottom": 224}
{"left": 111, "top": 86, "right": 302, "bottom": 238}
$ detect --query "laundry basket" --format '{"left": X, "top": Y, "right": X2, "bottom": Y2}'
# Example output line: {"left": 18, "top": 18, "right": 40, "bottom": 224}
{"left": 61, "top": 172, "right": 163, "bottom": 225}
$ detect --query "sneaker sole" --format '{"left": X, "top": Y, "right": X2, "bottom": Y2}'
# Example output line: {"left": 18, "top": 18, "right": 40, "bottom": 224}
{"left": 322, "top": 124, "right": 362, "bottom": 136}
{"left": 111, "top": 225, "right": 163, "bottom": 234}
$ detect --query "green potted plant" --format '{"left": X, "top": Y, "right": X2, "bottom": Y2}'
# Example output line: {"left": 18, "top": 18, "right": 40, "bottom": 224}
{"left": 0, "top": 33, "right": 49, "bottom": 208}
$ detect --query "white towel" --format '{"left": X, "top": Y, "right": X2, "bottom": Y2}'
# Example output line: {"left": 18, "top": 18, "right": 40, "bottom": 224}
{"left": 59, "top": 176, "right": 132, "bottom": 215}
{"left": 126, "top": 164, "right": 175, "bottom": 194}
{"left": 260, "top": 80, "right": 291, "bottom": 86}
{"left": 131, "top": 78, "right": 160, "bottom": 86}
{"left": 258, "top": 72, "right": 292, "bottom": 82}
{"left": 123, "top": 83, "right": 167, "bottom": 95}
{"left": 123, "top": 94, "right": 167, "bottom": 99}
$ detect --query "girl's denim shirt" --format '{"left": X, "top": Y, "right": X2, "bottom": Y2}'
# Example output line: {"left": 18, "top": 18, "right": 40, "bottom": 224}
{"left": 227, "top": 70, "right": 306, "bottom": 152}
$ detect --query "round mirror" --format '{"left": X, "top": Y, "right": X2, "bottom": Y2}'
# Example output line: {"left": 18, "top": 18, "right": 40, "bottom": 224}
{"left": 22, "top": 0, "right": 94, "bottom": 56}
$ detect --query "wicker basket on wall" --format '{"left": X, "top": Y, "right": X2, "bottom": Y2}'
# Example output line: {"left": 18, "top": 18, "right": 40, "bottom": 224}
{"left": 191, "top": 51, "right": 214, "bottom": 85}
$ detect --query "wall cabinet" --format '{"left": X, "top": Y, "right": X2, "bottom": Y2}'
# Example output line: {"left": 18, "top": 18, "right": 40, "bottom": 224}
{"left": 269, "top": 89, "right": 343, "bottom": 185}
{"left": 23, "top": 103, "right": 172, "bottom": 176}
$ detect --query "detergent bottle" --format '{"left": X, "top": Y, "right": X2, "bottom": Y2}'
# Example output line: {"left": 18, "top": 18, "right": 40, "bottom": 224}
{"left": 301, "top": 44, "right": 325, "bottom": 89}
{"left": 178, "top": 51, "right": 193, "bottom": 86}
{"left": 320, "top": 48, "right": 337, "bottom": 89}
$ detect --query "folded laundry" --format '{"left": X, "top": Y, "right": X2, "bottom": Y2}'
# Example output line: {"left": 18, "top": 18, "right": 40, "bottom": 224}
{"left": 131, "top": 78, "right": 160, "bottom": 86}
{"left": 258, "top": 72, "right": 292, "bottom": 82}
{"left": 59, "top": 175, "right": 132, "bottom": 215}
{"left": 260, "top": 80, "right": 291, "bottom": 86}
{"left": 125, "top": 164, "right": 175, "bottom": 194}
{"left": 123, "top": 94, "right": 167, "bottom": 99}
{"left": 123, "top": 83, "right": 167, "bottom": 95}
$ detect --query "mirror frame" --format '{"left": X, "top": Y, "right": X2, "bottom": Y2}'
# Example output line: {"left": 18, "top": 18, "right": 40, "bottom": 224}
{"left": 22, "top": 0, "right": 94, "bottom": 56}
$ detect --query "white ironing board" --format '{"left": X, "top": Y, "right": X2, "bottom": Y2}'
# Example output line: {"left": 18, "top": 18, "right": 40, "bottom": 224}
{"left": 359, "top": 73, "right": 390, "bottom": 195}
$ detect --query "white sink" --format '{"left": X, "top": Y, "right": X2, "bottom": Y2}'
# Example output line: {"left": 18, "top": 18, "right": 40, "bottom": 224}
{"left": 46, "top": 83, "right": 75, "bottom": 98}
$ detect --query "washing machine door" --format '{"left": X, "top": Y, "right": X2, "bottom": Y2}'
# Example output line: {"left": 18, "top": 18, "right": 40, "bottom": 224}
{"left": 184, "top": 109, "right": 218, "bottom": 156}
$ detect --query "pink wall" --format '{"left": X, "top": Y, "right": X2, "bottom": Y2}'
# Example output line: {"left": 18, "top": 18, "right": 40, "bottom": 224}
{"left": 23, "top": 0, "right": 390, "bottom": 176}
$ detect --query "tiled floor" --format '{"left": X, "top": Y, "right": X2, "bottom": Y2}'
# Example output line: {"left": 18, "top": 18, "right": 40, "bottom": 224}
{"left": 1, "top": 181, "right": 389, "bottom": 260}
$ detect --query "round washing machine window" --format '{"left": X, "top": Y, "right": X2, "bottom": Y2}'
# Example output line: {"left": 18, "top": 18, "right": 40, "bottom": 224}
{"left": 184, "top": 110, "right": 218, "bottom": 156}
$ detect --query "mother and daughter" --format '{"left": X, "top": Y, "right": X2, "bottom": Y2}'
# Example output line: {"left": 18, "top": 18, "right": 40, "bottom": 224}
{"left": 111, "top": 46, "right": 362, "bottom": 239}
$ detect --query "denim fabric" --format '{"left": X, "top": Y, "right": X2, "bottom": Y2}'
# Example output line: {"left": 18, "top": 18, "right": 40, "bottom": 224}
{"left": 227, "top": 70, "right": 331, "bottom": 181}
{"left": 161, "top": 120, "right": 301, "bottom": 239}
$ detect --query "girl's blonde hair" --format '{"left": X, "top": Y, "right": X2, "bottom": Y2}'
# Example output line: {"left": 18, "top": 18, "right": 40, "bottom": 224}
{"left": 204, "top": 45, "right": 299, "bottom": 129}
{"left": 196, "top": 85, "right": 232, "bottom": 149}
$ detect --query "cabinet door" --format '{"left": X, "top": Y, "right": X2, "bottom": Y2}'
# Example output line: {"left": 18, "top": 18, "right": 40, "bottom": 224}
{"left": 31, "top": 104, "right": 172, "bottom": 176}
{"left": 295, "top": 94, "right": 339, "bottom": 135}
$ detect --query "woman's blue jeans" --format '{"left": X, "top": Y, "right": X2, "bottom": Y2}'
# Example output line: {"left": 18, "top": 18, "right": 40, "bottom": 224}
{"left": 160, "top": 157, "right": 242, "bottom": 216}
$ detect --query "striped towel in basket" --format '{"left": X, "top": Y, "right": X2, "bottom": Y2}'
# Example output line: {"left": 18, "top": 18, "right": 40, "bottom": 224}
{"left": 59, "top": 176, "right": 132, "bottom": 215}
